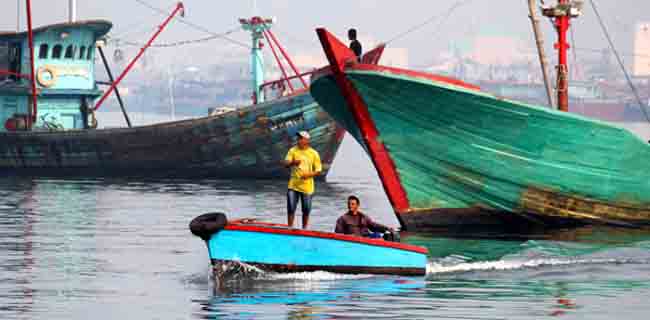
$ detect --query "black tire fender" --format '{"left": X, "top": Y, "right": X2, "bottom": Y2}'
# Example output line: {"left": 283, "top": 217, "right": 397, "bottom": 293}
{"left": 189, "top": 212, "right": 228, "bottom": 241}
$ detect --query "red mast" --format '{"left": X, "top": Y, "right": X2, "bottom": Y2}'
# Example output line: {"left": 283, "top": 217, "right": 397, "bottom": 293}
{"left": 543, "top": 0, "right": 584, "bottom": 112}
{"left": 556, "top": 0, "right": 570, "bottom": 112}
{"left": 94, "top": 2, "right": 185, "bottom": 111}
{"left": 25, "top": 0, "right": 38, "bottom": 125}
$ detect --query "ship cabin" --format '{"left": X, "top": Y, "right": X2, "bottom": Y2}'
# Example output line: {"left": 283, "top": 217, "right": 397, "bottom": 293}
{"left": 0, "top": 20, "right": 112, "bottom": 132}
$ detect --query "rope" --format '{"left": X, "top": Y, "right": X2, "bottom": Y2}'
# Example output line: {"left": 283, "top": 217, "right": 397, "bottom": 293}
{"left": 118, "top": 26, "right": 242, "bottom": 48}
{"left": 133, "top": 0, "right": 251, "bottom": 49}
{"left": 384, "top": 0, "right": 473, "bottom": 45}
{"left": 570, "top": 23, "right": 579, "bottom": 80}
{"left": 590, "top": 0, "right": 650, "bottom": 124}
{"left": 111, "top": 2, "right": 178, "bottom": 39}
{"left": 574, "top": 47, "right": 650, "bottom": 59}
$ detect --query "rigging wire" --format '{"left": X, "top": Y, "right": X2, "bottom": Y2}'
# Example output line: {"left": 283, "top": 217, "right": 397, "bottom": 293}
{"left": 133, "top": 0, "right": 251, "bottom": 49}
{"left": 384, "top": 0, "right": 474, "bottom": 45}
{"left": 387, "top": 0, "right": 474, "bottom": 70}
{"left": 589, "top": 0, "right": 650, "bottom": 124}
{"left": 118, "top": 26, "right": 242, "bottom": 48}
{"left": 569, "top": 23, "right": 579, "bottom": 80}
{"left": 111, "top": 2, "right": 178, "bottom": 39}
{"left": 272, "top": 25, "right": 316, "bottom": 48}
{"left": 574, "top": 47, "right": 650, "bottom": 59}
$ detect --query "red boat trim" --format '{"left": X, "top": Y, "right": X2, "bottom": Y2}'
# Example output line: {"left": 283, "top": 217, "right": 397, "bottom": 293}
{"left": 351, "top": 64, "right": 481, "bottom": 91}
{"left": 224, "top": 223, "right": 429, "bottom": 255}
{"left": 211, "top": 259, "right": 426, "bottom": 276}
{"left": 360, "top": 44, "right": 386, "bottom": 65}
{"left": 316, "top": 28, "right": 411, "bottom": 219}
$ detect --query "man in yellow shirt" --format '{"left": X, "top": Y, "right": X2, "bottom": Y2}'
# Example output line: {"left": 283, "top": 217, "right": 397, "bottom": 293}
{"left": 282, "top": 131, "right": 322, "bottom": 229}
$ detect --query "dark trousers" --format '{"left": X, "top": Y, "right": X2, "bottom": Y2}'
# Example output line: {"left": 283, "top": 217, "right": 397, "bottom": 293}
{"left": 287, "top": 189, "right": 312, "bottom": 216}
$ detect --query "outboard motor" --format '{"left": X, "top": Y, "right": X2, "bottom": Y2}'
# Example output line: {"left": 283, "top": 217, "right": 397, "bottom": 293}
{"left": 383, "top": 230, "right": 400, "bottom": 242}
{"left": 189, "top": 212, "right": 228, "bottom": 241}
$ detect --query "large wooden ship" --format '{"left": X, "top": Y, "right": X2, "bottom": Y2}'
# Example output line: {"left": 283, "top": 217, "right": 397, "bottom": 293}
{"left": 309, "top": 1, "right": 650, "bottom": 234}
{"left": 0, "top": 3, "right": 344, "bottom": 178}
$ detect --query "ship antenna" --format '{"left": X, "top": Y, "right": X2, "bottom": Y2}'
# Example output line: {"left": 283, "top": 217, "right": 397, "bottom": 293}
{"left": 542, "top": 0, "right": 584, "bottom": 112}
{"left": 69, "top": 0, "right": 77, "bottom": 23}
{"left": 16, "top": 0, "right": 20, "bottom": 31}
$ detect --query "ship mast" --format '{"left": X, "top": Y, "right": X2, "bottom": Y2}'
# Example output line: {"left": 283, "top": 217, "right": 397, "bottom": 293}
{"left": 16, "top": 0, "right": 20, "bottom": 31}
{"left": 542, "top": 0, "right": 584, "bottom": 112}
{"left": 240, "top": 17, "right": 273, "bottom": 104}
{"left": 527, "top": 0, "right": 555, "bottom": 108}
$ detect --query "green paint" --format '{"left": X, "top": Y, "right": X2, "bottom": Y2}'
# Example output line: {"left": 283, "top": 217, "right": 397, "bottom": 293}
{"left": 311, "top": 70, "right": 650, "bottom": 219}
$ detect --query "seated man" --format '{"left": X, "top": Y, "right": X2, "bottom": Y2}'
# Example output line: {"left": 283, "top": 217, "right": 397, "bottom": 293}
{"left": 334, "top": 195, "right": 392, "bottom": 238}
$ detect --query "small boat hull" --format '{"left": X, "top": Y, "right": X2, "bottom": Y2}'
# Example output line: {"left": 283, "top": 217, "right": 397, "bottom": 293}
{"left": 191, "top": 213, "right": 428, "bottom": 279}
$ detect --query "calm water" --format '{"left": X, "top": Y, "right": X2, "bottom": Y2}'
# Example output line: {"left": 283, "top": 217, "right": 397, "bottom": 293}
{"left": 2, "top": 135, "right": 650, "bottom": 319}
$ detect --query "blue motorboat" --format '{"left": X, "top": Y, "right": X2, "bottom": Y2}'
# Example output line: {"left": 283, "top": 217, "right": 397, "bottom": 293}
{"left": 190, "top": 213, "right": 428, "bottom": 279}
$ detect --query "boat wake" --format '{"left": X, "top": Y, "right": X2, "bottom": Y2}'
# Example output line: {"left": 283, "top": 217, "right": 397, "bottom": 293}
{"left": 215, "top": 260, "right": 266, "bottom": 280}
{"left": 217, "top": 261, "right": 377, "bottom": 282}
{"left": 426, "top": 257, "right": 647, "bottom": 276}
{"left": 267, "top": 271, "right": 375, "bottom": 281}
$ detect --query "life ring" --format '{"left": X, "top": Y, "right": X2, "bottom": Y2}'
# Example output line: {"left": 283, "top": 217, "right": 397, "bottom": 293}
{"left": 36, "top": 65, "right": 58, "bottom": 87}
{"left": 88, "top": 108, "right": 98, "bottom": 129}
{"left": 189, "top": 212, "right": 228, "bottom": 241}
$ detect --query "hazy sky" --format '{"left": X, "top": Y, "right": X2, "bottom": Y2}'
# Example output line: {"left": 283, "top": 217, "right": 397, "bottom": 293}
{"left": 1, "top": 0, "right": 649, "bottom": 69}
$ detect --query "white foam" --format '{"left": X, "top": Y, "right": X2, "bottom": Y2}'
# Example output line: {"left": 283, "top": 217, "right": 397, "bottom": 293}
{"left": 267, "top": 271, "right": 375, "bottom": 281}
{"left": 222, "top": 261, "right": 375, "bottom": 281}
{"left": 426, "top": 257, "right": 626, "bottom": 275}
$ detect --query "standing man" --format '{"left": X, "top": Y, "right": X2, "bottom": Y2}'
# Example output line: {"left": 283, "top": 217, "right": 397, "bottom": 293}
{"left": 348, "top": 28, "right": 362, "bottom": 62}
{"left": 283, "top": 131, "right": 322, "bottom": 229}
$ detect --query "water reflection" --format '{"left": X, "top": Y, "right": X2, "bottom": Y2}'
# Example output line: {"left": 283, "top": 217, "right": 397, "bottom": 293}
{"left": 2, "top": 176, "right": 650, "bottom": 319}
{"left": 196, "top": 276, "right": 426, "bottom": 320}
{"left": 192, "top": 270, "right": 650, "bottom": 319}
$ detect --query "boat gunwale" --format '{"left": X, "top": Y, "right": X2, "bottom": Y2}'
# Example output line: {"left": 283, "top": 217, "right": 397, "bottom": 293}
{"left": 0, "top": 89, "right": 316, "bottom": 137}
{"left": 223, "top": 223, "right": 429, "bottom": 255}
{"left": 313, "top": 60, "right": 649, "bottom": 149}
{"left": 342, "top": 67, "right": 639, "bottom": 135}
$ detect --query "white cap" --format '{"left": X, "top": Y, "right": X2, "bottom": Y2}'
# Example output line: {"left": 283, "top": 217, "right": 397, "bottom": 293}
{"left": 297, "top": 131, "right": 311, "bottom": 139}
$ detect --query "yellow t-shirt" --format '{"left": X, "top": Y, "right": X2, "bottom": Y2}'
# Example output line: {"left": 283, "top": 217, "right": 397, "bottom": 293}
{"left": 285, "top": 146, "right": 322, "bottom": 195}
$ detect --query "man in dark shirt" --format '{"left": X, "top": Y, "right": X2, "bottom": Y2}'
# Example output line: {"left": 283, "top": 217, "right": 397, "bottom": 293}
{"left": 348, "top": 28, "right": 362, "bottom": 62}
{"left": 335, "top": 195, "right": 392, "bottom": 237}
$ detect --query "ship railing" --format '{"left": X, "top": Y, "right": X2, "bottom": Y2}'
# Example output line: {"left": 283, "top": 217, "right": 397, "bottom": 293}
{"left": 260, "top": 70, "right": 316, "bottom": 99}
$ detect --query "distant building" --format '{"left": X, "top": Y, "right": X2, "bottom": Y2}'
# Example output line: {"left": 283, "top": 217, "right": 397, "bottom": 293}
{"left": 633, "top": 22, "right": 650, "bottom": 77}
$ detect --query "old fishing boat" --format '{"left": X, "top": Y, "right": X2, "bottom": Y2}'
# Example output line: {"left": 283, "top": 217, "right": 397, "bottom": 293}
{"left": 310, "top": 1, "right": 650, "bottom": 233}
{"left": 0, "top": 2, "right": 344, "bottom": 178}
{"left": 189, "top": 212, "right": 428, "bottom": 279}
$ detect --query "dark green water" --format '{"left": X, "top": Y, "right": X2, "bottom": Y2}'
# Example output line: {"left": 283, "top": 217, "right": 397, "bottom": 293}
{"left": 1, "top": 137, "right": 649, "bottom": 319}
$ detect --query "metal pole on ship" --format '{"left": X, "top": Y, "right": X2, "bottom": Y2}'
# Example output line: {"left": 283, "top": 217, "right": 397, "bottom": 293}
{"left": 527, "top": 0, "right": 555, "bottom": 109}
{"left": 542, "top": 0, "right": 584, "bottom": 112}
{"left": 555, "top": 0, "right": 570, "bottom": 112}
{"left": 69, "top": 0, "right": 77, "bottom": 23}
{"left": 16, "top": 0, "right": 20, "bottom": 31}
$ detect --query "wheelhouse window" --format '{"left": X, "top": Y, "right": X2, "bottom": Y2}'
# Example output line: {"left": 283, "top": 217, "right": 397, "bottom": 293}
{"left": 87, "top": 46, "right": 93, "bottom": 60}
{"left": 0, "top": 42, "right": 21, "bottom": 81}
{"left": 64, "top": 45, "right": 75, "bottom": 59}
{"left": 52, "top": 45, "right": 63, "bottom": 59}
{"left": 79, "top": 46, "right": 86, "bottom": 60}
{"left": 0, "top": 42, "right": 10, "bottom": 79}
{"left": 38, "top": 44, "right": 49, "bottom": 59}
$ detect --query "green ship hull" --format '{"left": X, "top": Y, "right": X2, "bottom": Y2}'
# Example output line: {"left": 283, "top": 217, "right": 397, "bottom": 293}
{"left": 311, "top": 29, "right": 650, "bottom": 233}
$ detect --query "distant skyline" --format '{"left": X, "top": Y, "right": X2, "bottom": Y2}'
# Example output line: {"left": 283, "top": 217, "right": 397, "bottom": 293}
{"left": 2, "top": 0, "right": 649, "bottom": 70}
